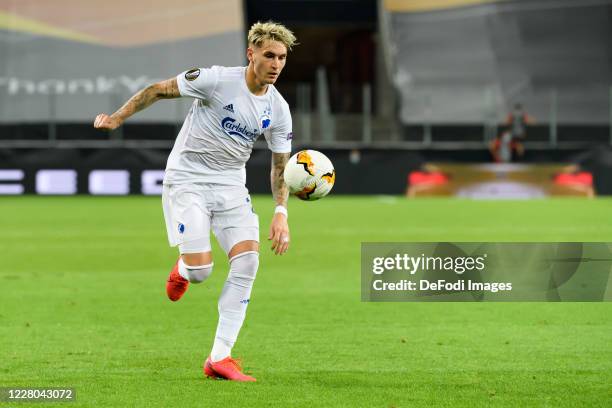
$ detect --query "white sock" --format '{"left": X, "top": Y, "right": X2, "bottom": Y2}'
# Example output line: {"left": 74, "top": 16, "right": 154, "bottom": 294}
{"left": 210, "top": 251, "right": 259, "bottom": 362}
{"left": 210, "top": 338, "right": 233, "bottom": 362}
{"left": 178, "top": 258, "right": 190, "bottom": 280}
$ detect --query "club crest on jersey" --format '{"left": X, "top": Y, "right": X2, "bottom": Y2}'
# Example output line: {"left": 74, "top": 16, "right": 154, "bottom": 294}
{"left": 221, "top": 117, "right": 259, "bottom": 141}
{"left": 260, "top": 115, "right": 271, "bottom": 130}
{"left": 260, "top": 108, "right": 272, "bottom": 130}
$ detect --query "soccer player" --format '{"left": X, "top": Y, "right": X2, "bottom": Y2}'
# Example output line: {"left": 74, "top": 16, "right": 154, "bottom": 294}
{"left": 494, "top": 103, "right": 535, "bottom": 162}
{"left": 93, "top": 22, "right": 297, "bottom": 382}
{"left": 505, "top": 103, "right": 535, "bottom": 142}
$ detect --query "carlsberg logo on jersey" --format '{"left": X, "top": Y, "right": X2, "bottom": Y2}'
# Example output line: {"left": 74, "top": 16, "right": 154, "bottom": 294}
{"left": 221, "top": 117, "right": 260, "bottom": 142}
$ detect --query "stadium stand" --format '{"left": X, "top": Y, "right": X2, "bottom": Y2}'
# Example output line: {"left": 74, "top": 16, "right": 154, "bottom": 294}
{"left": 382, "top": 0, "right": 612, "bottom": 144}
{"left": 1, "top": 0, "right": 611, "bottom": 194}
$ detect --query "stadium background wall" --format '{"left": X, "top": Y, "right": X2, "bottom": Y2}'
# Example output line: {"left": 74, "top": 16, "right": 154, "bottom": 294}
{"left": 1, "top": 147, "right": 611, "bottom": 195}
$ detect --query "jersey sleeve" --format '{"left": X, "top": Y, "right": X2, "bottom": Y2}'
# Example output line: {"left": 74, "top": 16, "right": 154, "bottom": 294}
{"left": 176, "top": 66, "right": 219, "bottom": 101}
{"left": 265, "top": 101, "right": 292, "bottom": 154}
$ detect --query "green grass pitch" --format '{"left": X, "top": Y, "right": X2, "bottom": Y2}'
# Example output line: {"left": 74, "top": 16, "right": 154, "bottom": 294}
{"left": 1, "top": 196, "right": 611, "bottom": 407}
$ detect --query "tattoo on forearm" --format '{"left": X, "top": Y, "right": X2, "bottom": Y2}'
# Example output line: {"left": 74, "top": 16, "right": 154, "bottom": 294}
{"left": 112, "top": 78, "right": 179, "bottom": 122}
{"left": 113, "top": 85, "right": 157, "bottom": 121}
{"left": 271, "top": 152, "right": 290, "bottom": 207}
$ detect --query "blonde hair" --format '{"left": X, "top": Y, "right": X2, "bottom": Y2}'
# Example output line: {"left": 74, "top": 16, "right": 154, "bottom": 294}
{"left": 248, "top": 21, "right": 297, "bottom": 51}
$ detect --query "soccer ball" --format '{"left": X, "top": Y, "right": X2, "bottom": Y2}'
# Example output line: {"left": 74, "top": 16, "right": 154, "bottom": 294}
{"left": 284, "top": 150, "right": 336, "bottom": 201}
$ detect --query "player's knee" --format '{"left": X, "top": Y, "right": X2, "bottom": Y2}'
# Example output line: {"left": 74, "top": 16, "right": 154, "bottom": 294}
{"left": 182, "top": 261, "right": 214, "bottom": 283}
{"left": 188, "top": 264, "right": 213, "bottom": 283}
{"left": 228, "top": 251, "right": 259, "bottom": 286}
{"left": 182, "top": 251, "right": 212, "bottom": 266}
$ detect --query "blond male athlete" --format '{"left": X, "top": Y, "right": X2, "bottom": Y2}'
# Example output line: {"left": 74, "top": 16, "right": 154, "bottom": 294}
{"left": 93, "top": 22, "right": 297, "bottom": 382}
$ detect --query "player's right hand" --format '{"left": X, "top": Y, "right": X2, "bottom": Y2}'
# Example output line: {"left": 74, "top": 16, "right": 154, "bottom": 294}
{"left": 93, "top": 113, "right": 121, "bottom": 130}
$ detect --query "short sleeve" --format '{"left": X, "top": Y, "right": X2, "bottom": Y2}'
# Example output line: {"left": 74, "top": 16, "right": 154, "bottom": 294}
{"left": 265, "top": 101, "right": 292, "bottom": 153}
{"left": 176, "top": 66, "right": 219, "bottom": 101}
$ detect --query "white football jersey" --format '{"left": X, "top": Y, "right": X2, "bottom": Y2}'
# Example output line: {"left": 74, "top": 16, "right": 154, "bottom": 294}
{"left": 164, "top": 66, "right": 293, "bottom": 186}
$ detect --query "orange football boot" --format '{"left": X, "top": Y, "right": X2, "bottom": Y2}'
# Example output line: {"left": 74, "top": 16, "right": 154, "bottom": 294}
{"left": 203, "top": 356, "right": 256, "bottom": 382}
{"left": 166, "top": 259, "right": 189, "bottom": 301}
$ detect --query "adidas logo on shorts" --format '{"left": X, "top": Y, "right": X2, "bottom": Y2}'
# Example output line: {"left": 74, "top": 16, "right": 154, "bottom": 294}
{"left": 223, "top": 104, "right": 234, "bottom": 113}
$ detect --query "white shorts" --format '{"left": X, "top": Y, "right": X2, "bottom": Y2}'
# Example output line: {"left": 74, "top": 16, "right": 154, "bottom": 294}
{"left": 162, "top": 183, "right": 259, "bottom": 254}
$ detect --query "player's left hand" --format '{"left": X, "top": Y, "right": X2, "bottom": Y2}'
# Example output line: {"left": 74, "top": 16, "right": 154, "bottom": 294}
{"left": 268, "top": 213, "right": 290, "bottom": 255}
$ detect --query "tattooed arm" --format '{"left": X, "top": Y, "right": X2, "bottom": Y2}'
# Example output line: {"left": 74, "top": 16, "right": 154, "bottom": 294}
{"left": 268, "top": 152, "right": 290, "bottom": 255}
{"left": 93, "top": 78, "right": 180, "bottom": 130}
{"left": 271, "top": 152, "right": 290, "bottom": 207}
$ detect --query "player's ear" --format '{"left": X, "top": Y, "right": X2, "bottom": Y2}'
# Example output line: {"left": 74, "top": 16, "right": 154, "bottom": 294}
{"left": 246, "top": 47, "right": 254, "bottom": 63}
